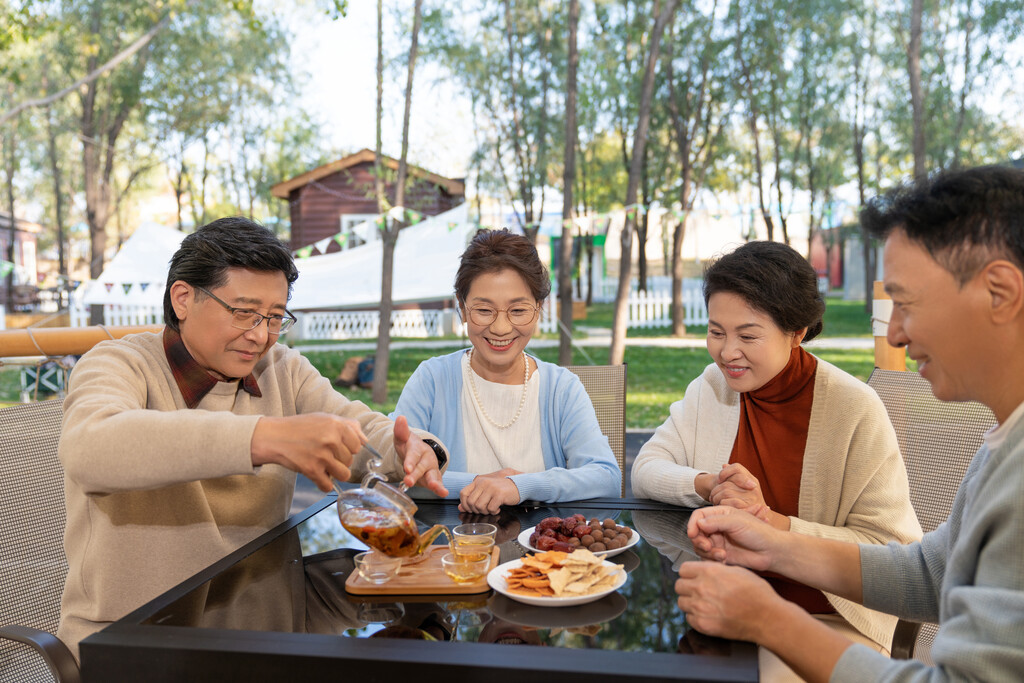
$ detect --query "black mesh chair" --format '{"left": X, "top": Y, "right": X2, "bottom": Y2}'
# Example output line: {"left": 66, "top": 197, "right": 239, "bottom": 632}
{"left": 0, "top": 399, "right": 81, "bottom": 683}
{"left": 867, "top": 368, "right": 996, "bottom": 662}
{"left": 565, "top": 364, "right": 627, "bottom": 496}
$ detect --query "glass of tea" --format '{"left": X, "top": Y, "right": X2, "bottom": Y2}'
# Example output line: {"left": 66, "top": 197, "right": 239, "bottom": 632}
{"left": 441, "top": 551, "right": 491, "bottom": 584}
{"left": 452, "top": 523, "right": 497, "bottom": 558}
{"left": 354, "top": 550, "right": 403, "bottom": 584}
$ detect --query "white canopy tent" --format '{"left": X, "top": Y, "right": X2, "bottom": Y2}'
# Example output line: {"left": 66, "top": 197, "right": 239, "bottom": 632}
{"left": 79, "top": 222, "right": 184, "bottom": 306}
{"left": 288, "top": 203, "right": 474, "bottom": 310}
{"left": 77, "top": 205, "right": 475, "bottom": 310}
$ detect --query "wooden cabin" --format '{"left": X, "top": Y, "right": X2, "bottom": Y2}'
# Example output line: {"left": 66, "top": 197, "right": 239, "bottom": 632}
{"left": 270, "top": 149, "right": 465, "bottom": 252}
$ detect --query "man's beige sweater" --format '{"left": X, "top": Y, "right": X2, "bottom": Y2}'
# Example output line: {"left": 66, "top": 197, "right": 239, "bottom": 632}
{"left": 631, "top": 358, "right": 923, "bottom": 650}
{"left": 56, "top": 331, "right": 427, "bottom": 657}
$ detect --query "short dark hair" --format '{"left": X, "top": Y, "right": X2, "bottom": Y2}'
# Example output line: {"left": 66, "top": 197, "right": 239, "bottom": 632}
{"left": 454, "top": 229, "right": 551, "bottom": 304}
{"left": 163, "top": 217, "right": 299, "bottom": 331}
{"left": 860, "top": 164, "right": 1024, "bottom": 284}
{"left": 703, "top": 240, "right": 825, "bottom": 342}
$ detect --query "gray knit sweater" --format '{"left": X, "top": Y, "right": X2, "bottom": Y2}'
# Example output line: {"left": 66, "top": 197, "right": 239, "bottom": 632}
{"left": 833, "top": 404, "right": 1024, "bottom": 681}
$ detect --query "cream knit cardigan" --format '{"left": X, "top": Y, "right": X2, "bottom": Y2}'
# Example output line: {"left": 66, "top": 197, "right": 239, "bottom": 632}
{"left": 57, "top": 332, "right": 439, "bottom": 658}
{"left": 631, "top": 358, "right": 922, "bottom": 649}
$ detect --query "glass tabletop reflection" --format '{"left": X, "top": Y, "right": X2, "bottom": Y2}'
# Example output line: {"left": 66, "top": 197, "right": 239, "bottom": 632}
{"left": 140, "top": 498, "right": 741, "bottom": 660}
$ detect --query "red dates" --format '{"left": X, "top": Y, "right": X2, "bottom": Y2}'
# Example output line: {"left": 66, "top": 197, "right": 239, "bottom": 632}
{"left": 529, "top": 514, "right": 632, "bottom": 553}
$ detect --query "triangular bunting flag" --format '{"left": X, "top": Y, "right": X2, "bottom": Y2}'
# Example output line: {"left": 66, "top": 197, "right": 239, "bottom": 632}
{"left": 104, "top": 282, "right": 114, "bottom": 293}
{"left": 314, "top": 237, "right": 332, "bottom": 254}
{"left": 295, "top": 246, "right": 314, "bottom": 259}
{"left": 405, "top": 209, "right": 423, "bottom": 225}
{"left": 122, "top": 283, "right": 133, "bottom": 294}
{"left": 333, "top": 233, "right": 348, "bottom": 247}
{"left": 447, "top": 222, "right": 458, "bottom": 232}
{"left": 140, "top": 282, "right": 150, "bottom": 292}
{"left": 0, "top": 260, "right": 13, "bottom": 277}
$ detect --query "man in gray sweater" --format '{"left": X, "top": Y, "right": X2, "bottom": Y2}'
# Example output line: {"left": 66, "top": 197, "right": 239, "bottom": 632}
{"left": 674, "top": 165, "right": 1024, "bottom": 682}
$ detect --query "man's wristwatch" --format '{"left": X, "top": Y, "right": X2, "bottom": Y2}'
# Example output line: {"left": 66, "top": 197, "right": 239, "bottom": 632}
{"left": 421, "top": 438, "right": 448, "bottom": 469}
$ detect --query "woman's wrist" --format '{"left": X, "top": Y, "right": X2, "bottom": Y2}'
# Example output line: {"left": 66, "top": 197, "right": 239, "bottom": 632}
{"left": 694, "top": 472, "right": 714, "bottom": 501}
{"left": 768, "top": 508, "right": 791, "bottom": 531}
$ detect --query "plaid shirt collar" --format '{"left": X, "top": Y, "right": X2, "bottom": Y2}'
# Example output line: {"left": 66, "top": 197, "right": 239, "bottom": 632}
{"left": 162, "top": 326, "right": 262, "bottom": 408}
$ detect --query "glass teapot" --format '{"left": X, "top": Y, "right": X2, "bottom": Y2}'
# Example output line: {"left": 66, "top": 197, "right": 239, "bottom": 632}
{"left": 334, "top": 444, "right": 451, "bottom": 558}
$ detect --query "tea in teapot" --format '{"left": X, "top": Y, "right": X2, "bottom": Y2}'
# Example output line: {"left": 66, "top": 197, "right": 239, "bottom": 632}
{"left": 335, "top": 448, "right": 451, "bottom": 558}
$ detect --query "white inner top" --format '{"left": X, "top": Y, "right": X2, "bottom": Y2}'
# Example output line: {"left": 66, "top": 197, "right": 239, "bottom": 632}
{"left": 460, "top": 351, "right": 544, "bottom": 474}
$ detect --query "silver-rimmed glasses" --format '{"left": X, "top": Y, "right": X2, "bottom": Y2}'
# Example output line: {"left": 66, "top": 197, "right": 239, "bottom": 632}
{"left": 194, "top": 286, "right": 297, "bottom": 335}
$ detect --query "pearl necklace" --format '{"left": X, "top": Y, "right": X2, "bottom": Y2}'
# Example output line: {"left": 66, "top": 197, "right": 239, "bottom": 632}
{"left": 467, "top": 348, "right": 530, "bottom": 430}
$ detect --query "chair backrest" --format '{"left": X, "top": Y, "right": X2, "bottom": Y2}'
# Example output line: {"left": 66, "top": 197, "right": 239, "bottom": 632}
{"left": 0, "top": 399, "right": 68, "bottom": 683}
{"left": 868, "top": 368, "right": 996, "bottom": 533}
{"left": 867, "top": 368, "right": 996, "bottom": 662}
{"left": 565, "top": 364, "right": 627, "bottom": 496}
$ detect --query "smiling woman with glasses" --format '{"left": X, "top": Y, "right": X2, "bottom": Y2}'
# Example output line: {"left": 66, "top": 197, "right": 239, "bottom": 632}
{"left": 390, "top": 228, "right": 621, "bottom": 515}
{"left": 194, "top": 285, "right": 297, "bottom": 335}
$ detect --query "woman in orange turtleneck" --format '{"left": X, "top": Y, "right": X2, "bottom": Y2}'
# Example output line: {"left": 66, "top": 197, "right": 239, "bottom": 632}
{"left": 631, "top": 240, "right": 921, "bottom": 682}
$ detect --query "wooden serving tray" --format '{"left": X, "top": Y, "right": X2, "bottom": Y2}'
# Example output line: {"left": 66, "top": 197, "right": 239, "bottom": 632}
{"left": 345, "top": 545, "right": 500, "bottom": 596}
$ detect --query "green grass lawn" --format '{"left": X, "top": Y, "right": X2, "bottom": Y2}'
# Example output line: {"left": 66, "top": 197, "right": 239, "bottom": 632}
{"left": 1, "top": 299, "right": 880, "bottom": 427}
{"left": 301, "top": 344, "right": 878, "bottom": 429}
{"left": 581, "top": 297, "right": 871, "bottom": 339}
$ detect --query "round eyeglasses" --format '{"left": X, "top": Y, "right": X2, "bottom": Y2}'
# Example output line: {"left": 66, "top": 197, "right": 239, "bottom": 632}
{"left": 195, "top": 286, "right": 297, "bottom": 335}
{"left": 465, "top": 304, "right": 540, "bottom": 327}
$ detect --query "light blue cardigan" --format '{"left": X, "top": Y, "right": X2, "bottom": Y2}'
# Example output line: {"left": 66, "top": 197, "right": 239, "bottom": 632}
{"left": 391, "top": 349, "right": 621, "bottom": 502}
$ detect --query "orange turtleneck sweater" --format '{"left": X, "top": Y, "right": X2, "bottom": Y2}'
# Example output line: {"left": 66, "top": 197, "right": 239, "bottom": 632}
{"left": 729, "top": 346, "right": 834, "bottom": 614}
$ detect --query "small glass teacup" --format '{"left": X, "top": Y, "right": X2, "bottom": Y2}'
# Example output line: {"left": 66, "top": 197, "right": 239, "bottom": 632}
{"left": 441, "top": 551, "right": 491, "bottom": 584}
{"left": 354, "top": 550, "right": 403, "bottom": 585}
{"left": 452, "top": 523, "right": 497, "bottom": 559}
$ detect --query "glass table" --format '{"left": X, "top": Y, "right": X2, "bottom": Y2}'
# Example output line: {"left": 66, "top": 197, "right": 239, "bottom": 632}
{"left": 79, "top": 495, "right": 757, "bottom": 682}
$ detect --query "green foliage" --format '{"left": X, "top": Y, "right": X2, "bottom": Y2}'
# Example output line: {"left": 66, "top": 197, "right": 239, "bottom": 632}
{"left": 821, "top": 297, "right": 872, "bottom": 338}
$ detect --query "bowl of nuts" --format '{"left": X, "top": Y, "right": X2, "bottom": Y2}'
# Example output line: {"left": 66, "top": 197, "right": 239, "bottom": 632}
{"left": 517, "top": 514, "right": 640, "bottom": 559}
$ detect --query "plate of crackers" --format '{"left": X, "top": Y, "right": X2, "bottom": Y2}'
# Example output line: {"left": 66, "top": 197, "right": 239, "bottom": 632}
{"left": 487, "top": 548, "right": 627, "bottom": 607}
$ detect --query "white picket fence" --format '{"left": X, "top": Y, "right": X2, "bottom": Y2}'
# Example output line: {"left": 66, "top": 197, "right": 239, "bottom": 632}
{"left": 627, "top": 279, "right": 707, "bottom": 328}
{"left": 301, "top": 309, "right": 451, "bottom": 340}
{"left": 70, "top": 302, "right": 163, "bottom": 327}
{"left": 66, "top": 286, "right": 701, "bottom": 336}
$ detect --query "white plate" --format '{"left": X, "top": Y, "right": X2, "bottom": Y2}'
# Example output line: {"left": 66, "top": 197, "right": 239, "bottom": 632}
{"left": 517, "top": 524, "right": 640, "bottom": 559}
{"left": 486, "top": 558, "right": 627, "bottom": 607}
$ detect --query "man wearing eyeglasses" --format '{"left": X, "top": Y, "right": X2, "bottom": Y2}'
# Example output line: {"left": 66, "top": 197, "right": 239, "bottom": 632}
{"left": 56, "top": 216, "right": 450, "bottom": 659}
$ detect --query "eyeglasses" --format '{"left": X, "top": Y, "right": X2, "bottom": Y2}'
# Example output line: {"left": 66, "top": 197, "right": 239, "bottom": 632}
{"left": 194, "top": 286, "right": 297, "bottom": 335}
{"left": 465, "top": 304, "right": 540, "bottom": 327}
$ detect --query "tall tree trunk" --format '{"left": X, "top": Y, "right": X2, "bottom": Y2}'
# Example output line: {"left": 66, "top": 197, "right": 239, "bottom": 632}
{"left": 45, "top": 108, "right": 69, "bottom": 306}
{"left": 3, "top": 121, "right": 16, "bottom": 312}
{"left": 373, "top": 0, "right": 423, "bottom": 403}
{"left": 609, "top": 0, "right": 679, "bottom": 365}
{"left": 908, "top": 0, "right": 926, "bottom": 180}
{"left": 558, "top": 0, "right": 579, "bottom": 367}
{"left": 374, "top": 0, "right": 386, "bottom": 214}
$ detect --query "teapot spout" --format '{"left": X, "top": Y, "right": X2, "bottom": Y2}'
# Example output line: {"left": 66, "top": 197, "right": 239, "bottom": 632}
{"left": 415, "top": 524, "right": 453, "bottom": 556}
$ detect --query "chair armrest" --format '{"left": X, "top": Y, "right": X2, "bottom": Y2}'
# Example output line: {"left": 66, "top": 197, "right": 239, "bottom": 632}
{"left": 0, "top": 624, "right": 82, "bottom": 683}
{"left": 890, "top": 619, "right": 922, "bottom": 660}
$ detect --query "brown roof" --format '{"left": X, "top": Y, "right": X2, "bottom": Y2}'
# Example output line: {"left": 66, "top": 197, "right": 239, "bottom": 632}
{"left": 270, "top": 148, "right": 465, "bottom": 199}
{"left": 0, "top": 211, "right": 42, "bottom": 233}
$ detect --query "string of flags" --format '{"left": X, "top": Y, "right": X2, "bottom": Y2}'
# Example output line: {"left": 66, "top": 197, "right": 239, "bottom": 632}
{"left": 293, "top": 206, "right": 432, "bottom": 259}
{"left": 287, "top": 199, "right": 845, "bottom": 261}
{"left": 99, "top": 281, "right": 160, "bottom": 296}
